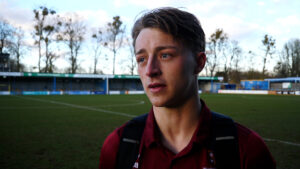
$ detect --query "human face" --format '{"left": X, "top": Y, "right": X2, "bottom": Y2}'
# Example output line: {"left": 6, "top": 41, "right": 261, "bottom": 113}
{"left": 135, "top": 28, "right": 199, "bottom": 107}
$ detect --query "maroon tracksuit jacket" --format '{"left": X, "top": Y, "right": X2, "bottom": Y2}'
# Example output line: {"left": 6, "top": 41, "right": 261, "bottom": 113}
{"left": 99, "top": 100, "right": 276, "bottom": 169}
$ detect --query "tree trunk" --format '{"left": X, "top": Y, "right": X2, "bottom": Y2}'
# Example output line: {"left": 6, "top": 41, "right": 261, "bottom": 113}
{"left": 0, "top": 39, "right": 4, "bottom": 53}
{"left": 113, "top": 50, "right": 116, "bottom": 75}
{"left": 17, "top": 53, "right": 20, "bottom": 72}
{"left": 38, "top": 40, "right": 41, "bottom": 72}
{"left": 94, "top": 57, "right": 97, "bottom": 74}
{"left": 45, "top": 41, "right": 49, "bottom": 73}
{"left": 262, "top": 56, "right": 267, "bottom": 76}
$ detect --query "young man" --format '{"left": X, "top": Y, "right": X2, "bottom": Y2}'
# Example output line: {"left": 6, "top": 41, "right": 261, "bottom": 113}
{"left": 99, "top": 7, "right": 276, "bottom": 169}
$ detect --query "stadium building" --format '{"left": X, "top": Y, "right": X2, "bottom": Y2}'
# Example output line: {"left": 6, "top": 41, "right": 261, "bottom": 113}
{"left": 219, "top": 77, "right": 300, "bottom": 95}
{"left": 265, "top": 77, "right": 300, "bottom": 95}
{"left": 0, "top": 72, "right": 223, "bottom": 95}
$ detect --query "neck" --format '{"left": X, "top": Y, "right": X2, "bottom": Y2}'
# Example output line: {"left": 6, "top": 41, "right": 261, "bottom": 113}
{"left": 153, "top": 94, "right": 201, "bottom": 154}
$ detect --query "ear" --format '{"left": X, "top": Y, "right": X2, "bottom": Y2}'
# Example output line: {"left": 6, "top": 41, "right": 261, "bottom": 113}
{"left": 194, "top": 52, "right": 206, "bottom": 74}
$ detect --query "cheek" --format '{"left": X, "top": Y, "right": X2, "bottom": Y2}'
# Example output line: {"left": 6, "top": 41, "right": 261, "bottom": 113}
{"left": 182, "top": 57, "right": 197, "bottom": 75}
{"left": 137, "top": 65, "right": 144, "bottom": 76}
{"left": 138, "top": 68, "right": 147, "bottom": 86}
{"left": 170, "top": 58, "right": 193, "bottom": 76}
{"left": 170, "top": 59, "right": 196, "bottom": 85}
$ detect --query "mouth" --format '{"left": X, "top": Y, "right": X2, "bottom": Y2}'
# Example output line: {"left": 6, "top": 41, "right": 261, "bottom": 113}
{"left": 148, "top": 83, "right": 166, "bottom": 93}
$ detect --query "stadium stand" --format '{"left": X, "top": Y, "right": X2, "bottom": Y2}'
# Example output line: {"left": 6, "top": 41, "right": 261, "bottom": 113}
{"left": 219, "top": 77, "right": 300, "bottom": 95}
{"left": 0, "top": 72, "right": 223, "bottom": 95}
{"left": 265, "top": 77, "right": 300, "bottom": 95}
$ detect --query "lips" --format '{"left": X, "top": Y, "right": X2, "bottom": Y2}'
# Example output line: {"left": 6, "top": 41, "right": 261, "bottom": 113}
{"left": 148, "top": 83, "right": 166, "bottom": 93}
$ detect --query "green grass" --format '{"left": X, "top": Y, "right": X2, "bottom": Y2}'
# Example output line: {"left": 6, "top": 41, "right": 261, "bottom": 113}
{"left": 0, "top": 94, "right": 299, "bottom": 169}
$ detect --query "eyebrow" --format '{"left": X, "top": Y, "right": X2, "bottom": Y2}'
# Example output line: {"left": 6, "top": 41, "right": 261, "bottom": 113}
{"left": 135, "top": 46, "right": 178, "bottom": 55}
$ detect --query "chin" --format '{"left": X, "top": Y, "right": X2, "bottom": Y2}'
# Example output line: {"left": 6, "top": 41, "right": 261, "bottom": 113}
{"left": 146, "top": 91, "right": 178, "bottom": 107}
{"left": 149, "top": 97, "right": 178, "bottom": 108}
{"left": 149, "top": 99, "right": 165, "bottom": 107}
{"left": 148, "top": 96, "right": 166, "bottom": 107}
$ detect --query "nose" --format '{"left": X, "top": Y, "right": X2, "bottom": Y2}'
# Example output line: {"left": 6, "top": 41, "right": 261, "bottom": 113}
{"left": 146, "top": 55, "right": 162, "bottom": 77}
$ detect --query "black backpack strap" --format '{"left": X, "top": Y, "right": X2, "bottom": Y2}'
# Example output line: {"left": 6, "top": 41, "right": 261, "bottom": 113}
{"left": 116, "top": 113, "right": 148, "bottom": 169}
{"left": 211, "top": 112, "right": 241, "bottom": 169}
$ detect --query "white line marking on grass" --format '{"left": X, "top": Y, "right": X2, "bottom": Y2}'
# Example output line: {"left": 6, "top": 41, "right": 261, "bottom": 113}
{"left": 93, "top": 100, "right": 145, "bottom": 108}
{"left": 14, "top": 96, "right": 136, "bottom": 118}
{"left": 0, "top": 106, "right": 69, "bottom": 110}
{"left": 0, "top": 101, "right": 145, "bottom": 110}
{"left": 13, "top": 96, "right": 300, "bottom": 147}
{"left": 264, "top": 138, "right": 300, "bottom": 147}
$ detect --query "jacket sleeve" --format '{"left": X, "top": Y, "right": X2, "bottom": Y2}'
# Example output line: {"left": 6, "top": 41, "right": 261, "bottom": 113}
{"left": 99, "top": 126, "right": 124, "bottom": 169}
{"left": 237, "top": 124, "right": 276, "bottom": 169}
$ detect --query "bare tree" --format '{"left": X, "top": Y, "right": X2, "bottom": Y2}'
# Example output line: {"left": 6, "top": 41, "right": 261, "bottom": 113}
{"left": 247, "top": 50, "right": 256, "bottom": 72}
{"left": 48, "top": 52, "right": 59, "bottom": 73}
{"left": 105, "top": 16, "right": 125, "bottom": 75}
{"left": 0, "top": 19, "right": 14, "bottom": 54}
{"left": 275, "top": 38, "right": 300, "bottom": 77}
{"left": 243, "top": 50, "right": 266, "bottom": 79}
{"left": 43, "top": 21, "right": 60, "bottom": 73}
{"left": 286, "top": 39, "right": 300, "bottom": 76}
{"left": 8, "top": 27, "right": 27, "bottom": 72}
{"left": 91, "top": 28, "right": 105, "bottom": 74}
{"left": 206, "top": 47, "right": 216, "bottom": 77}
{"left": 228, "top": 40, "right": 242, "bottom": 71}
{"left": 33, "top": 6, "right": 57, "bottom": 72}
{"left": 206, "top": 28, "right": 228, "bottom": 77}
{"left": 9, "top": 58, "right": 25, "bottom": 72}
{"left": 227, "top": 41, "right": 242, "bottom": 83}
{"left": 126, "top": 38, "right": 136, "bottom": 75}
{"left": 274, "top": 51, "right": 290, "bottom": 77}
{"left": 57, "top": 15, "right": 86, "bottom": 74}
{"left": 261, "top": 34, "right": 276, "bottom": 76}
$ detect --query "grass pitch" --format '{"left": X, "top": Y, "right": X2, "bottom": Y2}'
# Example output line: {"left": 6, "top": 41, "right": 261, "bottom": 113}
{"left": 0, "top": 94, "right": 299, "bottom": 169}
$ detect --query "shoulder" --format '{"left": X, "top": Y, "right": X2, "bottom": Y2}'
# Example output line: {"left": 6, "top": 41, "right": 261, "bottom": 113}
{"left": 99, "top": 124, "right": 126, "bottom": 169}
{"left": 99, "top": 113, "right": 149, "bottom": 169}
{"left": 236, "top": 123, "right": 276, "bottom": 169}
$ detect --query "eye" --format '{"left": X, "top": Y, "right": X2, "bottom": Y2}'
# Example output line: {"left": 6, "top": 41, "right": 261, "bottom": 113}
{"left": 136, "top": 57, "right": 145, "bottom": 63}
{"left": 161, "top": 53, "right": 171, "bottom": 59}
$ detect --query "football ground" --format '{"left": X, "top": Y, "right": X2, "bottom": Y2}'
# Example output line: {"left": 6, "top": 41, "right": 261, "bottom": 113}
{"left": 0, "top": 94, "right": 299, "bottom": 169}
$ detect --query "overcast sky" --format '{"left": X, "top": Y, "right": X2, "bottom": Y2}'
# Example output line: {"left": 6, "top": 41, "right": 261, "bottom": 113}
{"left": 1, "top": 0, "right": 300, "bottom": 75}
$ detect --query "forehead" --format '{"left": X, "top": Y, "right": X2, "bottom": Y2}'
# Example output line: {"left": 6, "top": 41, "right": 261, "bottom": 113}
{"left": 135, "top": 28, "right": 182, "bottom": 52}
